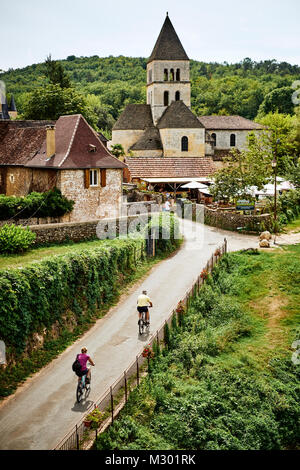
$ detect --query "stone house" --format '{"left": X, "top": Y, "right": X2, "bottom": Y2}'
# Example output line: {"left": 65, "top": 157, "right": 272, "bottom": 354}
{"left": 0, "top": 115, "right": 126, "bottom": 221}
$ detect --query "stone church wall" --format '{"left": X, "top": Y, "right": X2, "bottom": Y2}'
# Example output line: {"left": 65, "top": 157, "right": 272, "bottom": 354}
{"left": 159, "top": 128, "right": 205, "bottom": 157}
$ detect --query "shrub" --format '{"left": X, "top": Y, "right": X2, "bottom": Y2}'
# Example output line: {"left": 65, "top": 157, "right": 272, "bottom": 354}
{"left": 0, "top": 188, "right": 74, "bottom": 221}
{"left": 0, "top": 224, "right": 36, "bottom": 253}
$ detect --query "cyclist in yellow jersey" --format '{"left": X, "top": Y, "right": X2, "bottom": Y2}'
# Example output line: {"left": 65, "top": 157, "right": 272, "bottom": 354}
{"left": 137, "top": 290, "right": 153, "bottom": 325}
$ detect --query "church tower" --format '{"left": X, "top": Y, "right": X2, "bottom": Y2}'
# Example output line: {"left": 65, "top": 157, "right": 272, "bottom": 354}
{"left": 147, "top": 13, "right": 191, "bottom": 125}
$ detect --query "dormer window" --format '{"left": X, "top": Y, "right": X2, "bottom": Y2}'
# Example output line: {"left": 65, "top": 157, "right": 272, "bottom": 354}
{"left": 88, "top": 144, "right": 96, "bottom": 152}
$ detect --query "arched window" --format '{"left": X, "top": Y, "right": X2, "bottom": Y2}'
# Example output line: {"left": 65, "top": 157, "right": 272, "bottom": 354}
{"left": 176, "top": 68, "right": 180, "bottom": 81}
{"left": 175, "top": 91, "right": 180, "bottom": 101}
{"left": 170, "top": 69, "right": 174, "bottom": 81}
{"left": 230, "top": 134, "right": 236, "bottom": 147}
{"left": 181, "top": 136, "right": 188, "bottom": 152}
{"left": 164, "top": 69, "right": 168, "bottom": 81}
{"left": 164, "top": 91, "right": 169, "bottom": 106}
{"left": 211, "top": 133, "right": 217, "bottom": 147}
{"left": 148, "top": 70, "right": 152, "bottom": 83}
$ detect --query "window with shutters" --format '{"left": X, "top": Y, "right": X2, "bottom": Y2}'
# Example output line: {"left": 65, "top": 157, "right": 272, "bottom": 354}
{"left": 89, "top": 169, "right": 99, "bottom": 186}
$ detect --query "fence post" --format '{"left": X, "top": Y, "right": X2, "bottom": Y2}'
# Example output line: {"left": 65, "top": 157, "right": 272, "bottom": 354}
{"left": 224, "top": 238, "right": 227, "bottom": 254}
{"left": 110, "top": 386, "right": 114, "bottom": 425}
{"left": 124, "top": 371, "right": 128, "bottom": 402}
{"left": 136, "top": 356, "right": 139, "bottom": 386}
{"left": 76, "top": 425, "right": 79, "bottom": 450}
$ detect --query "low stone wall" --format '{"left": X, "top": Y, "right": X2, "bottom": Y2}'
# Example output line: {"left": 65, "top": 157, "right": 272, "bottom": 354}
{"left": 0, "top": 215, "right": 70, "bottom": 227}
{"left": 29, "top": 214, "right": 153, "bottom": 245}
{"left": 203, "top": 205, "right": 272, "bottom": 232}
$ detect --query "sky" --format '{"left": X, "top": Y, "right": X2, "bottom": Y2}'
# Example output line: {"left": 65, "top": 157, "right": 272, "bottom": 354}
{"left": 1, "top": 0, "right": 300, "bottom": 71}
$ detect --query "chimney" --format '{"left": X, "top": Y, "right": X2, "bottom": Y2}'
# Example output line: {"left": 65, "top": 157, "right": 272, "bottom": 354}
{"left": 46, "top": 125, "right": 56, "bottom": 158}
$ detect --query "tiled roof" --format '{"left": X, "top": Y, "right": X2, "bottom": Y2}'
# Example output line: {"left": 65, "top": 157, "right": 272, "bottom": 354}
{"left": 126, "top": 157, "right": 215, "bottom": 178}
{"left": 212, "top": 149, "right": 240, "bottom": 161}
{"left": 148, "top": 15, "right": 189, "bottom": 63}
{"left": 157, "top": 101, "right": 204, "bottom": 129}
{"left": 130, "top": 126, "right": 163, "bottom": 151}
{"left": 198, "top": 115, "right": 265, "bottom": 130}
{"left": 113, "top": 104, "right": 153, "bottom": 130}
{"left": 0, "top": 124, "right": 47, "bottom": 165}
{"left": 0, "top": 115, "right": 126, "bottom": 170}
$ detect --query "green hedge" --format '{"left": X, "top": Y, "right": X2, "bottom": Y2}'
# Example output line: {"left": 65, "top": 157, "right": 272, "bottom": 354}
{"left": 0, "top": 188, "right": 74, "bottom": 220}
{"left": 0, "top": 236, "right": 145, "bottom": 355}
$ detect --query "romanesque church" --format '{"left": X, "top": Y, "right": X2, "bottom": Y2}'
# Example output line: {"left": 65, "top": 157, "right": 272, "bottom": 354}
{"left": 112, "top": 14, "right": 264, "bottom": 185}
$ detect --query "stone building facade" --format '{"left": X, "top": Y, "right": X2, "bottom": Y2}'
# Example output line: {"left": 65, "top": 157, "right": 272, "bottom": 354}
{"left": 0, "top": 116, "right": 126, "bottom": 222}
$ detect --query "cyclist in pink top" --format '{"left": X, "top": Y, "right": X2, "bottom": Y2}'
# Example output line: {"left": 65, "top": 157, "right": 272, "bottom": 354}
{"left": 77, "top": 347, "right": 95, "bottom": 384}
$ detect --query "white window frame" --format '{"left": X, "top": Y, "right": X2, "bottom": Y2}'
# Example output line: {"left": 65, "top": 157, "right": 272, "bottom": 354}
{"left": 89, "top": 169, "right": 99, "bottom": 187}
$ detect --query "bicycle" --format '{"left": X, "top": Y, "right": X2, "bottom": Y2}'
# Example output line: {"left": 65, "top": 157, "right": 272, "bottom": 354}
{"left": 138, "top": 309, "right": 151, "bottom": 335}
{"left": 76, "top": 372, "right": 91, "bottom": 403}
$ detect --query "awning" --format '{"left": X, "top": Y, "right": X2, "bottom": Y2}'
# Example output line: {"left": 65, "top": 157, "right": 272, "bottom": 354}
{"left": 141, "top": 177, "right": 212, "bottom": 184}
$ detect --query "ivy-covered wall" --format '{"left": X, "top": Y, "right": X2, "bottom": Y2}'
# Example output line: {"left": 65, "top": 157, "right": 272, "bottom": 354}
{"left": 0, "top": 237, "right": 146, "bottom": 361}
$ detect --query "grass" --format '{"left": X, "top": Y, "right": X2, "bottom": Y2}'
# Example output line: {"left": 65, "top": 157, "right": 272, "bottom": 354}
{"left": 284, "top": 216, "right": 300, "bottom": 233}
{"left": 95, "top": 245, "right": 300, "bottom": 450}
{"left": 0, "top": 238, "right": 113, "bottom": 270}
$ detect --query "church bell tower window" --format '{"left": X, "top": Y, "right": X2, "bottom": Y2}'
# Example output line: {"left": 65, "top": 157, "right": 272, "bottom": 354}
{"left": 176, "top": 69, "right": 180, "bottom": 81}
{"left": 164, "top": 91, "right": 169, "bottom": 106}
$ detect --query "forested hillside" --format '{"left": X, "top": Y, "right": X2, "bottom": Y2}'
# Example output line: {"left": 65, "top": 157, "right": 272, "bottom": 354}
{"left": 1, "top": 55, "right": 300, "bottom": 134}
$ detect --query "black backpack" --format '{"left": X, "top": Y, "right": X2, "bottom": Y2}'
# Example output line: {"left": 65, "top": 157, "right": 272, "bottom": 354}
{"left": 72, "top": 354, "right": 82, "bottom": 376}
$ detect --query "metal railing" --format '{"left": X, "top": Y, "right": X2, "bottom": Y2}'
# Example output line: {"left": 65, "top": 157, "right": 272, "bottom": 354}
{"left": 54, "top": 238, "right": 228, "bottom": 450}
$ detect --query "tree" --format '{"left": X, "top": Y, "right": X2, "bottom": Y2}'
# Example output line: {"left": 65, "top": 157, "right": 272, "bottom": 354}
{"left": 110, "top": 144, "right": 125, "bottom": 159}
{"left": 21, "top": 84, "right": 98, "bottom": 129}
{"left": 258, "top": 86, "right": 295, "bottom": 116}
{"left": 256, "top": 112, "right": 298, "bottom": 173}
{"left": 45, "top": 54, "right": 71, "bottom": 88}
{"left": 85, "top": 94, "right": 115, "bottom": 135}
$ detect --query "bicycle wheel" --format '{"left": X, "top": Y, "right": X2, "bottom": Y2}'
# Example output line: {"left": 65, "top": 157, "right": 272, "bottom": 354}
{"left": 138, "top": 315, "right": 145, "bottom": 335}
{"left": 76, "top": 380, "right": 83, "bottom": 403}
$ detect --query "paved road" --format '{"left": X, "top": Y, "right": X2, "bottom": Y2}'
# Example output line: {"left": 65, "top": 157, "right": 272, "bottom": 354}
{"left": 0, "top": 220, "right": 258, "bottom": 450}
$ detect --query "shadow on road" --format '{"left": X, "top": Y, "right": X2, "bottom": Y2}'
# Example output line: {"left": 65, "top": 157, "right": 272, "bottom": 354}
{"left": 71, "top": 399, "right": 93, "bottom": 413}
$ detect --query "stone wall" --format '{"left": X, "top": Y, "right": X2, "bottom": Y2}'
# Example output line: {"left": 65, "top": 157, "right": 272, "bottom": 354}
{"left": 207, "top": 130, "right": 263, "bottom": 152}
{"left": 111, "top": 129, "right": 144, "bottom": 154}
{"left": 203, "top": 205, "right": 272, "bottom": 232}
{"left": 57, "top": 168, "right": 122, "bottom": 222}
{"left": 159, "top": 128, "right": 205, "bottom": 157}
{"left": 29, "top": 213, "right": 154, "bottom": 245}
{"left": 0, "top": 166, "right": 57, "bottom": 196}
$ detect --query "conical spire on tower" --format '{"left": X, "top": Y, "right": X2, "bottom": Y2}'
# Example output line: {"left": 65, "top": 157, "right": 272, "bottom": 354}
{"left": 148, "top": 14, "right": 189, "bottom": 63}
